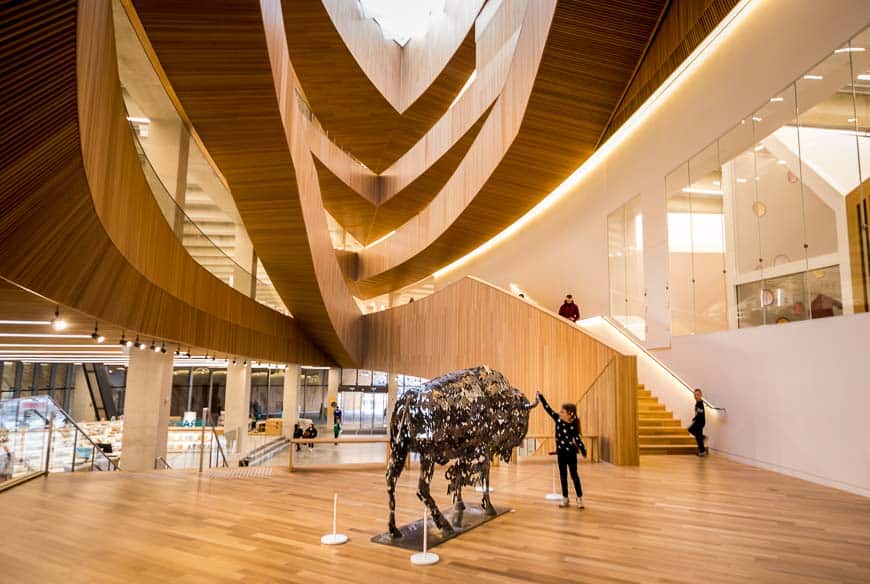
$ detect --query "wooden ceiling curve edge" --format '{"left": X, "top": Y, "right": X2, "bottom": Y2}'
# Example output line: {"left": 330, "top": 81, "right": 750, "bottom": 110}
{"left": 0, "top": 0, "right": 326, "bottom": 365}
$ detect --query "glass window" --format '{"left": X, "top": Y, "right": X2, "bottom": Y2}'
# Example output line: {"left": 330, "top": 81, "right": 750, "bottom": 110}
{"left": 608, "top": 195, "right": 645, "bottom": 339}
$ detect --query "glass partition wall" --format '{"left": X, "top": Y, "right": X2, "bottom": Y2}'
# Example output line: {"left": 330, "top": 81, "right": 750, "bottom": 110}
{"left": 664, "top": 27, "right": 870, "bottom": 335}
{"left": 607, "top": 196, "right": 646, "bottom": 339}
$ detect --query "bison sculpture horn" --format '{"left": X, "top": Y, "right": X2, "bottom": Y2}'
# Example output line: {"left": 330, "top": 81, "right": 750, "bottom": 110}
{"left": 386, "top": 366, "right": 538, "bottom": 537}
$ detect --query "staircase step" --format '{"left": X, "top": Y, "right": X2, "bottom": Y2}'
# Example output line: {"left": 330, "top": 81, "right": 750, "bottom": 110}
{"left": 637, "top": 397, "right": 660, "bottom": 404}
{"left": 638, "top": 404, "right": 667, "bottom": 412}
{"left": 638, "top": 434, "right": 697, "bottom": 445}
{"left": 638, "top": 410, "right": 674, "bottom": 419}
{"left": 639, "top": 425, "right": 687, "bottom": 435}
{"left": 640, "top": 444, "right": 699, "bottom": 455}
{"left": 639, "top": 419, "right": 683, "bottom": 428}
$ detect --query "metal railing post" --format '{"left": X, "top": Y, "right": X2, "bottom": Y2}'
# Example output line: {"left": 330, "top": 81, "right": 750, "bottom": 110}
{"left": 44, "top": 416, "right": 54, "bottom": 474}
{"left": 198, "top": 407, "right": 208, "bottom": 473}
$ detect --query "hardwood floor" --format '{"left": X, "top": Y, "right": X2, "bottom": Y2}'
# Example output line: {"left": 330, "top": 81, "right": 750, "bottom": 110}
{"left": 1, "top": 456, "right": 868, "bottom": 583}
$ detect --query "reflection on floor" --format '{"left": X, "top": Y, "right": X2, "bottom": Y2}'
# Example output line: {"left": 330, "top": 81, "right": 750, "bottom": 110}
{"left": 273, "top": 441, "right": 387, "bottom": 467}
{"left": 1, "top": 456, "right": 868, "bottom": 582}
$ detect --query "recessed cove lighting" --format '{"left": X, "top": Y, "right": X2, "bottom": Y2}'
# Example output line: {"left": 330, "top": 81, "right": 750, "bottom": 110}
{"left": 858, "top": 74, "right": 870, "bottom": 81}
{"left": 769, "top": 97, "right": 784, "bottom": 103}
{"left": 777, "top": 160, "right": 787, "bottom": 165}
{"left": 834, "top": 47, "right": 865, "bottom": 54}
{"left": 751, "top": 116, "right": 763, "bottom": 122}
{"left": 803, "top": 74, "right": 824, "bottom": 80}
{"left": 126, "top": 116, "right": 151, "bottom": 124}
{"left": 736, "top": 178, "right": 749, "bottom": 184}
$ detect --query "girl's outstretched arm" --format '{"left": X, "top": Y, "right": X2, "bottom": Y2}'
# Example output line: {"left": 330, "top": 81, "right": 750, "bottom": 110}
{"left": 537, "top": 391, "right": 559, "bottom": 422}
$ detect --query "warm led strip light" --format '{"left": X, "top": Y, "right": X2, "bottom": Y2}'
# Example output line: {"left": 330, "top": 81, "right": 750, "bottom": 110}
{"left": 0, "top": 333, "right": 91, "bottom": 338}
{"left": 433, "top": 0, "right": 757, "bottom": 279}
{"left": 0, "top": 320, "right": 52, "bottom": 326}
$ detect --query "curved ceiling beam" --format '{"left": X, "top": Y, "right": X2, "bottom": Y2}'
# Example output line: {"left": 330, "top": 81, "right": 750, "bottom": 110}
{"left": 353, "top": 0, "right": 668, "bottom": 298}
{"left": 132, "top": 0, "right": 363, "bottom": 366}
{"left": 282, "top": 0, "right": 478, "bottom": 173}
{"left": 315, "top": 102, "right": 494, "bottom": 246}
{"left": 0, "top": 0, "right": 324, "bottom": 364}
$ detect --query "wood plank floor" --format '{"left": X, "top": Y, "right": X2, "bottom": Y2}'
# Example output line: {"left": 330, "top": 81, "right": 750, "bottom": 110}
{"left": 0, "top": 456, "right": 868, "bottom": 583}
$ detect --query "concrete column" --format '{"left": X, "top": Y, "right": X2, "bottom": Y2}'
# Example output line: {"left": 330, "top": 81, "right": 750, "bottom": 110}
{"left": 282, "top": 364, "right": 299, "bottom": 437}
{"left": 70, "top": 365, "right": 95, "bottom": 423}
{"left": 232, "top": 227, "right": 255, "bottom": 297}
{"left": 120, "top": 349, "right": 173, "bottom": 471}
{"left": 224, "top": 361, "right": 252, "bottom": 458}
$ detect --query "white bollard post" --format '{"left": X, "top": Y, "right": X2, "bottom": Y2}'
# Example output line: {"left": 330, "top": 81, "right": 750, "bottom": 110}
{"left": 545, "top": 463, "right": 563, "bottom": 500}
{"left": 320, "top": 493, "right": 349, "bottom": 545}
{"left": 410, "top": 506, "right": 439, "bottom": 565}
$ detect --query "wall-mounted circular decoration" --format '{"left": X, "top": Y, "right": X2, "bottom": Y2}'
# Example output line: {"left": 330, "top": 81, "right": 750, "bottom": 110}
{"left": 752, "top": 201, "right": 767, "bottom": 217}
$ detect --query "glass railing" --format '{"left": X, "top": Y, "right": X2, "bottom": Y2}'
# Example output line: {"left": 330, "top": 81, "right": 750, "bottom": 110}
{"left": 0, "top": 396, "right": 120, "bottom": 491}
{"left": 111, "top": 0, "right": 290, "bottom": 316}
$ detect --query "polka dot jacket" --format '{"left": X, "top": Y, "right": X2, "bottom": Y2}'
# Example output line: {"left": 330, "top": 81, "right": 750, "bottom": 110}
{"left": 539, "top": 394, "right": 582, "bottom": 454}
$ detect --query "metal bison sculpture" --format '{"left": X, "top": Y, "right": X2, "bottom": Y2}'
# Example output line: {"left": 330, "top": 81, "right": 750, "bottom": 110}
{"left": 386, "top": 366, "right": 538, "bottom": 537}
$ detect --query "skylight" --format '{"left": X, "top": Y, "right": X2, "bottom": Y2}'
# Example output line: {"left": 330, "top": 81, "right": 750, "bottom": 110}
{"left": 359, "top": 0, "right": 445, "bottom": 47}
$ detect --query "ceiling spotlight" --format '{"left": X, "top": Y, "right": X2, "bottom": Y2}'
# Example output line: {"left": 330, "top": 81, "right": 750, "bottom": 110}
{"left": 174, "top": 345, "right": 180, "bottom": 357}
{"left": 159, "top": 342, "right": 166, "bottom": 354}
{"left": 232, "top": 357, "right": 237, "bottom": 365}
{"left": 134, "top": 335, "right": 144, "bottom": 350}
{"left": 243, "top": 359, "right": 247, "bottom": 365}
{"left": 120, "top": 331, "right": 133, "bottom": 348}
{"left": 210, "top": 354, "right": 216, "bottom": 361}
{"left": 151, "top": 341, "right": 159, "bottom": 353}
{"left": 184, "top": 348, "right": 191, "bottom": 358}
{"left": 50, "top": 305, "right": 68, "bottom": 331}
{"left": 91, "top": 321, "right": 105, "bottom": 343}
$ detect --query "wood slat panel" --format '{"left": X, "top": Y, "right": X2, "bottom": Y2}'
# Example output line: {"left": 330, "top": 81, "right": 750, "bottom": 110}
{"left": 362, "top": 277, "right": 635, "bottom": 454}
{"left": 132, "top": 0, "right": 363, "bottom": 366}
{"left": 315, "top": 104, "right": 494, "bottom": 246}
{"left": 282, "top": 0, "right": 479, "bottom": 173}
{"left": 0, "top": 0, "right": 323, "bottom": 364}
{"left": 354, "top": 0, "right": 668, "bottom": 298}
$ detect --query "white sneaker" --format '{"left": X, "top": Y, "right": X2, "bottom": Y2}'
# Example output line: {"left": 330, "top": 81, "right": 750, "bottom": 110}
{"left": 576, "top": 497, "right": 584, "bottom": 509}
{"left": 558, "top": 497, "right": 570, "bottom": 508}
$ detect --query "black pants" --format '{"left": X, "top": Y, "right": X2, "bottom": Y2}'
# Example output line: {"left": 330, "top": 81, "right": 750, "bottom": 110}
{"left": 557, "top": 451, "right": 583, "bottom": 497}
{"left": 689, "top": 425, "right": 706, "bottom": 453}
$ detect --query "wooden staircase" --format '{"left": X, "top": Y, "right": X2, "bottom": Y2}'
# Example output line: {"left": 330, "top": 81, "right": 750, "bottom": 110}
{"left": 637, "top": 384, "right": 698, "bottom": 455}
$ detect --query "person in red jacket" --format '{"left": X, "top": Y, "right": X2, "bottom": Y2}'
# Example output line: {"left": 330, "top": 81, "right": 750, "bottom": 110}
{"left": 558, "top": 294, "right": 581, "bottom": 322}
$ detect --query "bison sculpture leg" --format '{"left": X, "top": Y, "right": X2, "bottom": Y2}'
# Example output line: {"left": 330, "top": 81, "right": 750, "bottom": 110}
{"left": 386, "top": 439, "right": 408, "bottom": 538}
{"left": 480, "top": 457, "right": 497, "bottom": 515}
{"left": 417, "top": 455, "right": 454, "bottom": 534}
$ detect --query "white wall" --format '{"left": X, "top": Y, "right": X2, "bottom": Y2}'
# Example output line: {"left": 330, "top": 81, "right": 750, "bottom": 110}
{"left": 655, "top": 312, "right": 870, "bottom": 497}
{"left": 434, "top": 0, "right": 870, "bottom": 348}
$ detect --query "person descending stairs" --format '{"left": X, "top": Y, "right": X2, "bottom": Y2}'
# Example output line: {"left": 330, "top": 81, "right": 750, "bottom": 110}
{"left": 636, "top": 385, "right": 699, "bottom": 455}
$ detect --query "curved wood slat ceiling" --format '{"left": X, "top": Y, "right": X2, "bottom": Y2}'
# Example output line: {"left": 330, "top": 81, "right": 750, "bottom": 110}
{"left": 352, "top": 0, "right": 668, "bottom": 298}
{"left": 314, "top": 103, "right": 494, "bottom": 246}
{"left": 0, "top": 0, "right": 324, "bottom": 364}
{"left": 601, "top": 0, "right": 741, "bottom": 142}
{"left": 132, "top": 0, "right": 362, "bottom": 367}
{"left": 281, "top": 0, "right": 477, "bottom": 173}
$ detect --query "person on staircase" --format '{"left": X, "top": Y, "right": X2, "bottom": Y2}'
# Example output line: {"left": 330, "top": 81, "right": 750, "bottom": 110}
{"left": 688, "top": 389, "right": 707, "bottom": 457}
{"left": 537, "top": 391, "right": 586, "bottom": 508}
{"left": 558, "top": 294, "right": 581, "bottom": 322}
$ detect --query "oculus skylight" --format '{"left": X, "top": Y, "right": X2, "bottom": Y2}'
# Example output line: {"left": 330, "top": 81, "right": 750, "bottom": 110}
{"left": 359, "top": 0, "right": 446, "bottom": 47}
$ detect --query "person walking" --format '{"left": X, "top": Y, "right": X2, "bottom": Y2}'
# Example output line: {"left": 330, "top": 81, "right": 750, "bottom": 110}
{"left": 558, "top": 294, "right": 581, "bottom": 322}
{"left": 688, "top": 388, "right": 707, "bottom": 456}
{"left": 292, "top": 423, "right": 303, "bottom": 452}
{"left": 537, "top": 391, "right": 586, "bottom": 508}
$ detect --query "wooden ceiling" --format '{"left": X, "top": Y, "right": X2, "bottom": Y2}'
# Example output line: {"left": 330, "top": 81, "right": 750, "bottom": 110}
{"left": 0, "top": 0, "right": 323, "bottom": 365}
{"left": 351, "top": 0, "right": 669, "bottom": 298}
{"left": 281, "top": 0, "right": 478, "bottom": 173}
{"left": 132, "top": 0, "right": 365, "bottom": 367}
{"left": 315, "top": 102, "right": 494, "bottom": 246}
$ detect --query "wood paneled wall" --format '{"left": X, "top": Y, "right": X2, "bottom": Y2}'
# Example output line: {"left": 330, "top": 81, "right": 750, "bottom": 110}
{"left": 0, "top": 0, "right": 324, "bottom": 364}
{"left": 578, "top": 355, "right": 639, "bottom": 466}
{"left": 362, "top": 277, "right": 639, "bottom": 464}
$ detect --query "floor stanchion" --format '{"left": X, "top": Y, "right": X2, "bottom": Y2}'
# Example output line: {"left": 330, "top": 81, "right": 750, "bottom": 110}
{"left": 410, "top": 507, "right": 439, "bottom": 565}
{"left": 320, "top": 493, "right": 349, "bottom": 545}
{"left": 545, "top": 464, "right": 563, "bottom": 500}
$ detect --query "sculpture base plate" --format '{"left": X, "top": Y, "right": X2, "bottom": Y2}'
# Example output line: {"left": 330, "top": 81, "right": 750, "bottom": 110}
{"left": 371, "top": 504, "right": 511, "bottom": 550}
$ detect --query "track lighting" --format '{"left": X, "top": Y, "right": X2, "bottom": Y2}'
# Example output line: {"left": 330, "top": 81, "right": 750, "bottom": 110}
{"left": 232, "top": 357, "right": 237, "bottom": 365}
{"left": 160, "top": 342, "right": 167, "bottom": 354}
{"left": 50, "top": 305, "right": 68, "bottom": 331}
{"left": 91, "top": 321, "right": 105, "bottom": 343}
{"left": 120, "top": 332, "right": 133, "bottom": 348}
{"left": 184, "top": 348, "right": 191, "bottom": 358}
{"left": 174, "top": 345, "right": 180, "bottom": 357}
{"left": 134, "top": 335, "right": 144, "bottom": 350}
{"left": 151, "top": 340, "right": 159, "bottom": 353}
{"left": 243, "top": 359, "right": 247, "bottom": 365}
